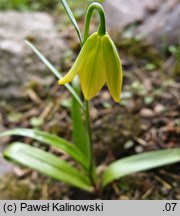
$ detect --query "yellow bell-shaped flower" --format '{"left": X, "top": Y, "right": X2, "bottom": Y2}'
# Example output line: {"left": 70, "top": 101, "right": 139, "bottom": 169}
{"left": 58, "top": 32, "right": 123, "bottom": 102}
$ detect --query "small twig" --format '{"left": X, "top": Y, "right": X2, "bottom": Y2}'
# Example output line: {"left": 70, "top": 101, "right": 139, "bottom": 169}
{"left": 39, "top": 102, "right": 54, "bottom": 120}
{"left": 141, "top": 187, "right": 154, "bottom": 199}
{"left": 27, "top": 88, "right": 43, "bottom": 105}
{"left": 160, "top": 170, "right": 180, "bottom": 181}
{"left": 154, "top": 175, "right": 172, "bottom": 190}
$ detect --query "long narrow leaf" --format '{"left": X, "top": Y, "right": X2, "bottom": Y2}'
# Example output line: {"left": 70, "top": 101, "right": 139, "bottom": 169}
{"left": 0, "top": 128, "right": 89, "bottom": 169}
{"left": 103, "top": 148, "right": 180, "bottom": 187}
{"left": 25, "top": 40, "right": 83, "bottom": 108}
{"left": 71, "top": 80, "right": 90, "bottom": 160}
{"left": 59, "top": 0, "right": 83, "bottom": 45}
{"left": 4, "top": 142, "right": 92, "bottom": 192}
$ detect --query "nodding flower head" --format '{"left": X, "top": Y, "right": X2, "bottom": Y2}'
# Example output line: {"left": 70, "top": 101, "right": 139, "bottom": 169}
{"left": 58, "top": 32, "right": 123, "bottom": 102}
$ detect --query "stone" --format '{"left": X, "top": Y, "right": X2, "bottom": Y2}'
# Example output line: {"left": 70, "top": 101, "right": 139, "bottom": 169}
{"left": 0, "top": 154, "right": 14, "bottom": 176}
{"left": 0, "top": 143, "right": 14, "bottom": 176}
{"left": 140, "top": 108, "right": 155, "bottom": 118}
{"left": 103, "top": 0, "right": 180, "bottom": 45}
{"left": 136, "top": 0, "right": 180, "bottom": 45}
{"left": 103, "top": 0, "right": 145, "bottom": 31}
{"left": 0, "top": 12, "right": 66, "bottom": 99}
{"left": 154, "top": 104, "right": 165, "bottom": 114}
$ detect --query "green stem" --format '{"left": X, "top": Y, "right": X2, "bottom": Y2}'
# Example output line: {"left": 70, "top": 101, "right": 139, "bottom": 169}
{"left": 82, "top": 2, "right": 107, "bottom": 189}
{"left": 83, "top": 2, "right": 106, "bottom": 44}
{"left": 84, "top": 100, "right": 93, "bottom": 161}
{"left": 84, "top": 100, "right": 96, "bottom": 187}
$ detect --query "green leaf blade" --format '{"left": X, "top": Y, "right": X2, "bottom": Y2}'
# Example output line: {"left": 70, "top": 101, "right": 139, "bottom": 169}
{"left": 103, "top": 148, "right": 180, "bottom": 187}
{"left": 4, "top": 142, "right": 92, "bottom": 192}
{"left": 25, "top": 40, "right": 83, "bottom": 107}
{"left": 71, "top": 80, "right": 90, "bottom": 160}
{"left": 59, "top": 0, "right": 83, "bottom": 45}
{"left": 0, "top": 128, "right": 89, "bottom": 169}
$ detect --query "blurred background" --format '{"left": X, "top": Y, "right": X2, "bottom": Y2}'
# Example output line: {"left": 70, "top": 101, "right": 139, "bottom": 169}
{"left": 0, "top": 0, "right": 179, "bottom": 199}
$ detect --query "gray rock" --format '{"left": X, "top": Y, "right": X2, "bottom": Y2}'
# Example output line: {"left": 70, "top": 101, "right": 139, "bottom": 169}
{"left": 0, "top": 153, "right": 14, "bottom": 176}
{"left": 103, "top": 0, "right": 146, "bottom": 30}
{"left": 0, "top": 124, "right": 13, "bottom": 175}
{"left": 103, "top": 0, "right": 180, "bottom": 45}
{"left": 137, "top": 0, "right": 180, "bottom": 45}
{"left": 0, "top": 141, "right": 13, "bottom": 176}
{"left": 0, "top": 11, "right": 66, "bottom": 99}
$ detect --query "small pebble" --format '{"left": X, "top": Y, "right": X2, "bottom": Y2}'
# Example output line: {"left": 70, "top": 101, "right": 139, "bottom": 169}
{"left": 119, "top": 195, "right": 130, "bottom": 200}
{"left": 135, "top": 145, "right": 144, "bottom": 153}
{"left": 154, "top": 104, "right": 165, "bottom": 114}
{"left": 140, "top": 108, "right": 155, "bottom": 118}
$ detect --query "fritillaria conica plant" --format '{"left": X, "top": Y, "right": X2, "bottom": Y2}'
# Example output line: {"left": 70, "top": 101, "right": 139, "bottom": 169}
{"left": 1, "top": 0, "right": 180, "bottom": 194}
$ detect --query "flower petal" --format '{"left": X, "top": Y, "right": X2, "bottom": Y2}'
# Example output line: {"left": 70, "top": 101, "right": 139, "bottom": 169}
{"left": 102, "top": 34, "right": 123, "bottom": 102}
{"left": 79, "top": 37, "right": 106, "bottom": 100}
{"left": 58, "top": 33, "right": 98, "bottom": 85}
